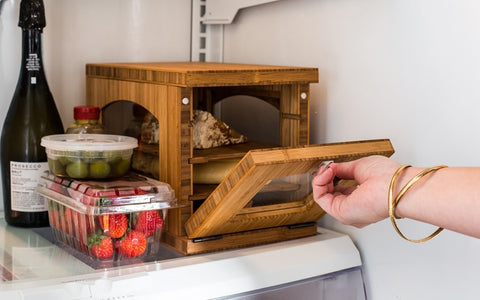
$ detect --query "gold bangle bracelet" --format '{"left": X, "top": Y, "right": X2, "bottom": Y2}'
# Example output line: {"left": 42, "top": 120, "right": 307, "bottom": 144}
{"left": 388, "top": 164, "right": 447, "bottom": 243}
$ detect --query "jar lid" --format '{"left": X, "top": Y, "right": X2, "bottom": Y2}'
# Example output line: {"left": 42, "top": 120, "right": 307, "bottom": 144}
{"left": 41, "top": 134, "right": 138, "bottom": 151}
{"left": 74, "top": 106, "right": 100, "bottom": 120}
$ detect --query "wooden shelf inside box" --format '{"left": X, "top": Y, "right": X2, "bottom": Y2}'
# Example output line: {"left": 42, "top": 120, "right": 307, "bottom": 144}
{"left": 191, "top": 140, "right": 277, "bottom": 164}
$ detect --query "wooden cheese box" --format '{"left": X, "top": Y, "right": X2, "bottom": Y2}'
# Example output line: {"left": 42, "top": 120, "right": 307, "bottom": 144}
{"left": 86, "top": 62, "right": 394, "bottom": 255}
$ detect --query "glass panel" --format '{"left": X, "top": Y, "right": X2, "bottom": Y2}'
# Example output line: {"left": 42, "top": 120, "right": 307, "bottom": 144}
{"left": 248, "top": 173, "right": 312, "bottom": 207}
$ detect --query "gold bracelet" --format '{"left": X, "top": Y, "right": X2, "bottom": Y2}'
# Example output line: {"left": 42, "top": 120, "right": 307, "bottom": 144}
{"left": 388, "top": 164, "right": 447, "bottom": 243}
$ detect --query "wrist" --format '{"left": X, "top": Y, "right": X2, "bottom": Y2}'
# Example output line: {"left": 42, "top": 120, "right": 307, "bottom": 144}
{"left": 388, "top": 165, "right": 447, "bottom": 242}
{"left": 391, "top": 166, "right": 422, "bottom": 219}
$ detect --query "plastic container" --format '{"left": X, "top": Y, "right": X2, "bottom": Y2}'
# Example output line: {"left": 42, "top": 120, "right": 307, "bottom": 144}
{"left": 36, "top": 172, "right": 178, "bottom": 265}
{"left": 41, "top": 134, "right": 138, "bottom": 179}
{"left": 66, "top": 106, "right": 105, "bottom": 134}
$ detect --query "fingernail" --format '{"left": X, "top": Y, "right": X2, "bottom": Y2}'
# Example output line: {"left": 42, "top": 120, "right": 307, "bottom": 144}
{"left": 313, "top": 160, "right": 333, "bottom": 176}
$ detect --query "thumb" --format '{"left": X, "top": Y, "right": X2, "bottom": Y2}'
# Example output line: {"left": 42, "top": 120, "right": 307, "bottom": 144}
{"left": 312, "top": 163, "right": 336, "bottom": 199}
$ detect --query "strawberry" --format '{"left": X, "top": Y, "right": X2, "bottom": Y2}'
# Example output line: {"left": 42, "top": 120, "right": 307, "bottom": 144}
{"left": 133, "top": 210, "right": 163, "bottom": 237}
{"left": 99, "top": 213, "right": 128, "bottom": 238}
{"left": 116, "top": 230, "right": 147, "bottom": 257}
{"left": 88, "top": 232, "right": 113, "bottom": 259}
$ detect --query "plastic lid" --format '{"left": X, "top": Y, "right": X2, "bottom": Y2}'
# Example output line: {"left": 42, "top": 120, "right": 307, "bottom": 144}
{"left": 74, "top": 106, "right": 100, "bottom": 120}
{"left": 37, "top": 173, "right": 178, "bottom": 215}
{"left": 41, "top": 134, "right": 138, "bottom": 151}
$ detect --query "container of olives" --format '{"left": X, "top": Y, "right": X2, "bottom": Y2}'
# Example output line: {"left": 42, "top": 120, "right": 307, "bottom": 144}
{"left": 41, "top": 134, "right": 138, "bottom": 179}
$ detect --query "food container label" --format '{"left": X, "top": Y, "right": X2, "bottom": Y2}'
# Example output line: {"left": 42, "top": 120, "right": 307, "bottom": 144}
{"left": 10, "top": 161, "right": 49, "bottom": 212}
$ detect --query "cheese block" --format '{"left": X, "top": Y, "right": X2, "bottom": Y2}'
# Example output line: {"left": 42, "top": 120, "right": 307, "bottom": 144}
{"left": 193, "top": 159, "right": 241, "bottom": 184}
{"left": 132, "top": 148, "right": 240, "bottom": 184}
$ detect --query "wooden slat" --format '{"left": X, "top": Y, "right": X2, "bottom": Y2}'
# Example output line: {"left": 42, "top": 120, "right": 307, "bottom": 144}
{"left": 162, "top": 223, "right": 318, "bottom": 255}
{"left": 191, "top": 141, "right": 277, "bottom": 164}
{"left": 86, "top": 62, "right": 318, "bottom": 87}
{"left": 299, "top": 84, "right": 310, "bottom": 145}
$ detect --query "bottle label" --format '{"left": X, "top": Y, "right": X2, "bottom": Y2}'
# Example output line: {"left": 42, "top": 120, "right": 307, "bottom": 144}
{"left": 26, "top": 54, "right": 41, "bottom": 71}
{"left": 10, "top": 161, "right": 48, "bottom": 212}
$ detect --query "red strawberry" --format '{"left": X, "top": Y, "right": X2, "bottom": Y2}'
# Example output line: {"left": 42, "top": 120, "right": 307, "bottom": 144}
{"left": 133, "top": 210, "right": 163, "bottom": 237}
{"left": 88, "top": 232, "right": 113, "bottom": 259}
{"left": 116, "top": 230, "right": 147, "bottom": 257}
{"left": 100, "top": 214, "right": 128, "bottom": 238}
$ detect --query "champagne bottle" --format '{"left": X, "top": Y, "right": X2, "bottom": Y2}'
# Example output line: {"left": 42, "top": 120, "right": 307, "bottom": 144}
{"left": 0, "top": 0, "right": 64, "bottom": 227}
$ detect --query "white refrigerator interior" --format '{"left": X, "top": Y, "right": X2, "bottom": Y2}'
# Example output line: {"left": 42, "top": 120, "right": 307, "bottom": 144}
{"left": 0, "top": 221, "right": 365, "bottom": 300}
{"left": 2, "top": 0, "right": 480, "bottom": 299}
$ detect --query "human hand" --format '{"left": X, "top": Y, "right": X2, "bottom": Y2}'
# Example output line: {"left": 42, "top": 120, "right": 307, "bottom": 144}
{"left": 312, "top": 155, "right": 401, "bottom": 228}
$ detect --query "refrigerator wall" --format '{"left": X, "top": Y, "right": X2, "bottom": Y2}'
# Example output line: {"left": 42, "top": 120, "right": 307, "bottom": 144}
{"left": 0, "top": 0, "right": 191, "bottom": 142}
{"left": 218, "top": 1, "right": 480, "bottom": 299}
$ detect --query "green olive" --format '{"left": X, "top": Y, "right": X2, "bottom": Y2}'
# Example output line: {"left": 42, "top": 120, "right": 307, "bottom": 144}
{"left": 66, "top": 161, "right": 89, "bottom": 179}
{"left": 80, "top": 151, "right": 99, "bottom": 163}
{"left": 48, "top": 159, "right": 66, "bottom": 176}
{"left": 89, "top": 160, "right": 111, "bottom": 179}
{"left": 111, "top": 158, "right": 131, "bottom": 177}
{"left": 58, "top": 156, "right": 72, "bottom": 166}
{"left": 102, "top": 150, "right": 123, "bottom": 163}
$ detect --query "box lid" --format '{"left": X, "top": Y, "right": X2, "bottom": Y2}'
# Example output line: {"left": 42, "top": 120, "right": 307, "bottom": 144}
{"left": 86, "top": 62, "right": 319, "bottom": 87}
{"left": 185, "top": 139, "right": 394, "bottom": 238}
{"left": 37, "top": 173, "right": 178, "bottom": 215}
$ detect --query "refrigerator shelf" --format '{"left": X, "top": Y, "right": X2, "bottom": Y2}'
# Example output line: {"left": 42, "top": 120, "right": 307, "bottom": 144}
{"left": 0, "top": 216, "right": 364, "bottom": 299}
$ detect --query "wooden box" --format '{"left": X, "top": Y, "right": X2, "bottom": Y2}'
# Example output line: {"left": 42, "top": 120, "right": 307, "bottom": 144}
{"left": 86, "top": 62, "right": 394, "bottom": 254}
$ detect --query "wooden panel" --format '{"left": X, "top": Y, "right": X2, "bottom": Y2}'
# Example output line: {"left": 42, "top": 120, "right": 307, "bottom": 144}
{"left": 162, "top": 223, "right": 318, "bottom": 255}
{"left": 86, "top": 77, "right": 187, "bottom": 237}
{"left": 185, "top": 139, "right": 394, "bottom": 238}
{"left": 279, "top": 84, "right": 300, "bottom": 147}
{"left": 86, "top": 62, "right": 318, "bottom": 87}
{"left": 299, "top": 84, "right": 310, "bottom": 145}
{"left": 196, "top": 86, "right": 282, "bottom": 110}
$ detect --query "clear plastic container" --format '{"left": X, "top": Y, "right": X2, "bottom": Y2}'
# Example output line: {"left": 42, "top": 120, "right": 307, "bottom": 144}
{"left": 36, "top": 173, "right": 177, "bottom": 265}
{"left": 66, "top": 106, "right": 104, "bottom": 134}
{"left": 40, "top": 134, "right": 138, "bottom": 179}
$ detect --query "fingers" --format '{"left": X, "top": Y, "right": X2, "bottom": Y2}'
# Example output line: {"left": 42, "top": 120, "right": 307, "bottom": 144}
{"left": 312, "top": 162, "right": 336, "bottom": 196}
{"left": 312, "top": 160, "right": 368, "bottom": 227}
{"left": 312, "top": 162, "right": 337, "bottom": 214}
{"left": 312, "top": 156, "right": 399, "bottom": 229}
{"left": 332, "top": 160, "right": 358, "bottom": 181}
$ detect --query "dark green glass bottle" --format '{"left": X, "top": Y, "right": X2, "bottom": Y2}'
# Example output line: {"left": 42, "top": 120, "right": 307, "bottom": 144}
{"left": 0, "top": 0, "right": 64, "bottom": 227}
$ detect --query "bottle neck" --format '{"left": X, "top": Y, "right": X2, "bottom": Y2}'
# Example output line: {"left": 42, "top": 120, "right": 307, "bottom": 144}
{"left": 18, "top": 29, "right": 47, "bottom": 87}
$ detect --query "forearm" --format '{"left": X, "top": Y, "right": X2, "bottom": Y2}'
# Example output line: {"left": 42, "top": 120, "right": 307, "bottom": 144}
{"left": 394, "top": 167, "right": 480, "bottom": 238}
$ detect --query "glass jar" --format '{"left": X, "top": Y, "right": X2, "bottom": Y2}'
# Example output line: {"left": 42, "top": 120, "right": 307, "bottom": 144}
{"left": 66, "top": 106, "right": 104, "bottom": 134}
